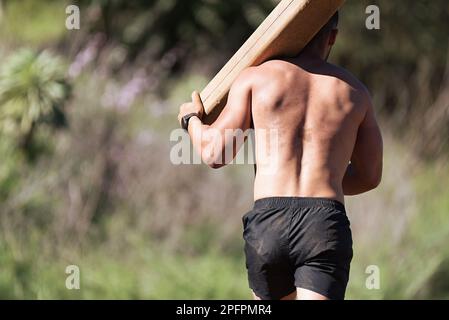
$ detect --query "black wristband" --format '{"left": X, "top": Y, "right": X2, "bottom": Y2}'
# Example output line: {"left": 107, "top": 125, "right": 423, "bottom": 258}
{"left": 181, "top": 113, "right": 200, "bottom": 131}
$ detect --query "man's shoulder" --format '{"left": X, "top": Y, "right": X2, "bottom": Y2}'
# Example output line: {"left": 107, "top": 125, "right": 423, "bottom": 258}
{"left": 242, "top": 60, "right": 290, "bottom": 77}
{"left": 324, "top": 62, "right": 370, "bottom": 95}
{"left": 230, "top": 66, "right": 260, "bottom": 92}
{"left": 322, "top": 63, "right": 372, "bottom": 113}
{"left": 239, "top": 60, "right": 297, "bottom": 88}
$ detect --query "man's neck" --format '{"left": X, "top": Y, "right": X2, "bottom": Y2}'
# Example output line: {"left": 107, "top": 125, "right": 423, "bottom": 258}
{"left": 298, "top": 41, "right": 328, "bottom": 61}
{"left": 289, "top": 50, "right": 326, "bottom": 68}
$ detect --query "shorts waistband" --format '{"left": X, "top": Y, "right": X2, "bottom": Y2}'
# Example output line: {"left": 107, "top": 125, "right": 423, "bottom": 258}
{"left": 254, "top": 197, "right": 346, "bottom": 212}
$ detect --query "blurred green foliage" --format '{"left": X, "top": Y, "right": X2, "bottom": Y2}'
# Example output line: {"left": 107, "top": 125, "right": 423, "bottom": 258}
{"left": 0, "top": 49, "right": 70, "bottom": 149}
{"left": 0, "top": 0, "right": 67, "bottom": 45}
{"left": 75, "top": 0, "right": 275, "bottom": 59}
{"left": 0, "top": 0, "right": 449, "bottom": 300}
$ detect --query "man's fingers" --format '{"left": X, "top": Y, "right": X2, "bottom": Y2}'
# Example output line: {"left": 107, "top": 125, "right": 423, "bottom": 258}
{"left": 192, "top": 91, "right": 204, "bottom": 108}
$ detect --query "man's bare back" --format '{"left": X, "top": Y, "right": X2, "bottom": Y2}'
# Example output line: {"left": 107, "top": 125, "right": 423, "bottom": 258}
{"left": 250, "top": 57, "right": 382, "bottom": 204}
{"left": 179, "top": 57, "right": 382, "bottom": 205}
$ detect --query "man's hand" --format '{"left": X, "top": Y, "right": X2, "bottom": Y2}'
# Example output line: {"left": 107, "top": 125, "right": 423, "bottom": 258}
{"left": 178, "top": 91, "right": 205, "bottom": 127}
{"left": 177, "top": 69, "right": 252, "bottom": 168}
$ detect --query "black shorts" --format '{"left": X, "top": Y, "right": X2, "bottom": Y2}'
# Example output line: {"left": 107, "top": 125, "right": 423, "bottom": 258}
{"left": 242, "top": 197, "right": 353, "bottom": 300}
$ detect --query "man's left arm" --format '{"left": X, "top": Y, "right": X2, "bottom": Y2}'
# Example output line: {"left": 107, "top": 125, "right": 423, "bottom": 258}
{"left": 178, "top": 70, "right": 253, "bottom": 168}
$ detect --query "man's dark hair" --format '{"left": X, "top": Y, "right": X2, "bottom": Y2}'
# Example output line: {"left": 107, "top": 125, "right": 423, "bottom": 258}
{"left": 311, "top": 11, "right": 339, "bottom": 43}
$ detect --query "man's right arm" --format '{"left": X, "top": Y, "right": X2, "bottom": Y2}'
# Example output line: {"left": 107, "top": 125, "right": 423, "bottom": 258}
{"left": 343, "top": 92, "right": 383, "bottom": 195}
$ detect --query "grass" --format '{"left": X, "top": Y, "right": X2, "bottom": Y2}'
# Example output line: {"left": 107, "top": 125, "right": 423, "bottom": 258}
{"left": 0, "top": 237, "right": 250, "bottom": 299}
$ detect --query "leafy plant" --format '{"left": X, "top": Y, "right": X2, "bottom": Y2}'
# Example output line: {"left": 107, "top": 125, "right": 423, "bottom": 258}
{"left": 0, "top": 49, "right": 71, "bottom": 157}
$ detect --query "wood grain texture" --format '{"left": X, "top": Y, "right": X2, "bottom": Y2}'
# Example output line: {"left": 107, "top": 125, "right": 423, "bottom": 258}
{"left": 201, "top": 0, "right": 345, "bottom": 124}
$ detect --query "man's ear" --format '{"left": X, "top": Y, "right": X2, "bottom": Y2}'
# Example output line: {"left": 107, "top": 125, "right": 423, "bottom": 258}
{"left": 329, "top": 29, "right": 338, "bottom": 46}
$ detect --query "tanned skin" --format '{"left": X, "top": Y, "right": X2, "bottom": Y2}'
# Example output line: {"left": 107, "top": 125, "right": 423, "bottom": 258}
{"left": 178, "top": 21, "right": 383, "bottom": 300}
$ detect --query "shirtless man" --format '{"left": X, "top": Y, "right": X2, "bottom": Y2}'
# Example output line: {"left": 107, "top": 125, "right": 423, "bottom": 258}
{"left": 178, "top": 12, "right": 383, "bottom": 300}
